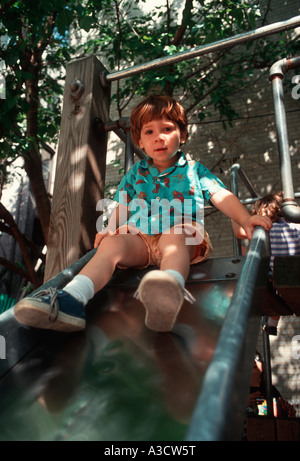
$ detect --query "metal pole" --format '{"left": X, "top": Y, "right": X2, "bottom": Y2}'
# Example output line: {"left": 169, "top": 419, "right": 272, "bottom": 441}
{"left": 272, "top": 78, "right": 294, "bottom": 196}
{"left": 100, "top": 16, "right": 300, "bottom": 85}
{"left": 230, "top": 164, "right": 243, "bottom": 257}
{"left": 269, "top": 57, "right": 300, "bottom": 223}
{"left": 94, "top": 117, "right": 146, "bottom": 160}
{"left": 262, "top": 316, "right": 274, "bottom": 418}
{"left": 230, "top": 164, "right": 258, "bottom": 257}
{"left": 230, "top": 163, "right": 258, "bottom": 199}
{"left": 125, "top": 131, "right": 134, "bottom": 173}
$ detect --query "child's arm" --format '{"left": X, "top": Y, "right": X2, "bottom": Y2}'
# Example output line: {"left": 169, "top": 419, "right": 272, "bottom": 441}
{"left": 94, "top": 203, "right": 129, "bottom": 247}
{"left": 210, "top": 189, "right": 272, "bottom": 240}
{"left": 231, "top": 220, "right": 248, "bottom": 239}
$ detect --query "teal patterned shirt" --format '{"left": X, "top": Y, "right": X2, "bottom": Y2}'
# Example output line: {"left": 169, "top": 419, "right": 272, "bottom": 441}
{"left": 114, "top": 151, "right": 226, "bottom": 235}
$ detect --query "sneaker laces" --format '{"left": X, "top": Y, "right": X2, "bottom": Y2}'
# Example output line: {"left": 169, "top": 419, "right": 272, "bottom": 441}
{"left": 183, "top": 287, "right": 196, "bottom": 304}
{"left": 31, "top": 287, "right": 59, "bottom": 322}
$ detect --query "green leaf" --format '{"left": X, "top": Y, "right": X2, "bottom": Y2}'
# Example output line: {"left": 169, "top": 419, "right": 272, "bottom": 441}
{"left": 56, "top": 9, "right": 74, "bottom": 36}
{"left": 78, "top": 15, "right": 94, "bottom": 33}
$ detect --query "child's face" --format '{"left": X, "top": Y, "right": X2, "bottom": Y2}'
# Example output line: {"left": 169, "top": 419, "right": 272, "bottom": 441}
{"left": 138, "top": 117, "right": 186, "bottom": 171}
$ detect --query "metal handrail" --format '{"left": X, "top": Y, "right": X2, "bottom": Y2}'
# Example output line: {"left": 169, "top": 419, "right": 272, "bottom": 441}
{"left": 186, "top": 226, "right": 270, "bottom": 440}
{"left": 230, "top": 163, "right": 258, "bottom": 199}
{"left": 100, "top": 16, "right": 300, "bottom": 85}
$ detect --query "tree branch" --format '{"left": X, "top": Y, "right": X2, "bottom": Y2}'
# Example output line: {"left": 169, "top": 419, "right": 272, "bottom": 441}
{"left": 185, "top": 82, "right": 221, "bottom": 114}
{"left": 0, "top": 202, "right": 40, "bottom": 287}
{"left": 171, "top": 0, "right": 193, "bottom": 46}
{"left": 0, "top": 221, "right": 45, "bottom": 263}
{"left": 0, "top": 256, "right": 32, "bottom": 282}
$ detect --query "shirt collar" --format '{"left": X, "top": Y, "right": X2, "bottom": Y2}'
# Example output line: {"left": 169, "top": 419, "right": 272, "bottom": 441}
{"left": 139, "top": 151, "right": 187, "bottom": 173}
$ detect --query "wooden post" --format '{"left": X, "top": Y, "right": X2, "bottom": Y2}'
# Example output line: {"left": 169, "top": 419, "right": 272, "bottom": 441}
{"left": 44, "top": 56, "right": 110, "bottom": 282}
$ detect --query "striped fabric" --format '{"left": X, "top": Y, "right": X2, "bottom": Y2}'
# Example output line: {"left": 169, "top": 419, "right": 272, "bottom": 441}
{"left": 269, "top": 218, "right": 300, "bottom": 270}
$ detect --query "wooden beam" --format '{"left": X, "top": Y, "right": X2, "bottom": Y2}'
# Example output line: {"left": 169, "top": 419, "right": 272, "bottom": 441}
{"left": 44, "top": 56, "right": 110, "bottom": 282}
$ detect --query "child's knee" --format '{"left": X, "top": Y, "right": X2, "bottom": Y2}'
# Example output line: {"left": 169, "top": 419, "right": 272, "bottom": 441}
{"left": 98, "top": 234, "right": 128, "bottom": 259}
{"left": 99, "top": 234, "right": 118, "bottom": 252}
{"left": 158, "top": 230, "right": 187, "bottom": 253}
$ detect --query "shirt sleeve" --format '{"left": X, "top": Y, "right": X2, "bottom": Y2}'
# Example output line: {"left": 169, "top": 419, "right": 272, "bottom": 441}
{"left": 197, "top": 163, "right": 227, "bottom": 203}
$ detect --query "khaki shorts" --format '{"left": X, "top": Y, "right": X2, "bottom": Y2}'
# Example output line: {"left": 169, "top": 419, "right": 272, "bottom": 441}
{"left": 114, "top": 221, "right": 213, "bottom": 269}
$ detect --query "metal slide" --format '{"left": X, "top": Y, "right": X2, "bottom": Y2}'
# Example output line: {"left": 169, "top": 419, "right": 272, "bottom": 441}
{"left": 0, "top": 226, "right": 270, "bottom": 441}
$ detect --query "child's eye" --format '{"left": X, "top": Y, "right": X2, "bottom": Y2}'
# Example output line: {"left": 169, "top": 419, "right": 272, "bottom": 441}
{"left": 163, "top": 126, "right": 175, "bottom": 132}
{"left": 144, "top": 130, "right": 153, "bottom": 135}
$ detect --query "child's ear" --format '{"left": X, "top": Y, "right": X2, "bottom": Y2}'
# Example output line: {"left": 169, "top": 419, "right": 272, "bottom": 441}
{"left": 139, "top": 139, "right": 144, "bottom": 149}
{"left": 180, "top": 129, "right": 188, "bottom": 145}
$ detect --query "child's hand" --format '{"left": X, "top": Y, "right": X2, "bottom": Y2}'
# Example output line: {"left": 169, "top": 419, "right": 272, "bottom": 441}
{"left": 241, "top": 215, "right": 272, "bottom": 240}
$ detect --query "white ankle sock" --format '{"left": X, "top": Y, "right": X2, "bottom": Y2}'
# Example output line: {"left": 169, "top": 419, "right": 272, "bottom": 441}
{"left": 64, "top": 274, "right": 95, "bottom": 306}
{"left": 164, "top": 269, "right": 185, "bottom": 288}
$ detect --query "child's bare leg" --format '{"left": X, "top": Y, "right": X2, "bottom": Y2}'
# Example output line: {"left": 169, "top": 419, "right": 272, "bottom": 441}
{"left": 79, "top": 233, "right": 149, "bottom": 293}
{"left": 137, "top": 229, "right": 197, "bottom": 332}
{"left": 158, "top": 229, "right": 197, "bottom": 281}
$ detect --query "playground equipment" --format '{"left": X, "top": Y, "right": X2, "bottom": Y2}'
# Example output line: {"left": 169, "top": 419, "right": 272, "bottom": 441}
{"left": 0, "top": 16, "right": 300, "bottom": 441}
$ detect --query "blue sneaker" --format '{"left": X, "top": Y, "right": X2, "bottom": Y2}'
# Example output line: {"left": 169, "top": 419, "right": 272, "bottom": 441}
{"left": 14, "top": 288, "right": 86, "bottom": 332}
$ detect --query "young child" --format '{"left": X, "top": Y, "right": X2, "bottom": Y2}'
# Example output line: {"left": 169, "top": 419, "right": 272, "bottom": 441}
{"left": 14, "top": 96, "right": 272, "bottom": 333}
{"left": 233, "top": 192, "right": 300, "bottom": 334}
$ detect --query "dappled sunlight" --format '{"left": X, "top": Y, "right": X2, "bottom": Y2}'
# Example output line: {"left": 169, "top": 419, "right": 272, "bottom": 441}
{"left": 268, "top": 130, "right": 277, "bottom": 144}
{"left": 268, "top": 317, "right": 300, "bottom": 416}
{"left": 69, "top": 170, "right": 85, "bottom": 193}
{"left": 207, "top": 140, "right": 214, "bottom": 152}
{"left": 107, "top": 132, "right": 125, "bottom": 163}
{"left": 188, "top": 124, "right": 198, "bottom": 137}
{"left": 263, "top": 151, "right": 271, "bottom": 163}
{"left": 67, "top": 243, "right": 80, "bottom": 265}
{"left": 290, "top": 142, "right": 300, "bottom": 158}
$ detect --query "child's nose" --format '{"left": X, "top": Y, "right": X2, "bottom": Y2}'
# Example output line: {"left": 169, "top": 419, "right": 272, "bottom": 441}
{"left": 155, "top": 131, "right": 164, "bottom": 141}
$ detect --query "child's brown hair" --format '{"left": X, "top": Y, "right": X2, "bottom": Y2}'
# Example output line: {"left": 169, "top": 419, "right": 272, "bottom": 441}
{"left": 130, "top": 95, "right": 188, "bottom": 146}
{"left": 251, "top": 193, "right": 283, "bottom": 222}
